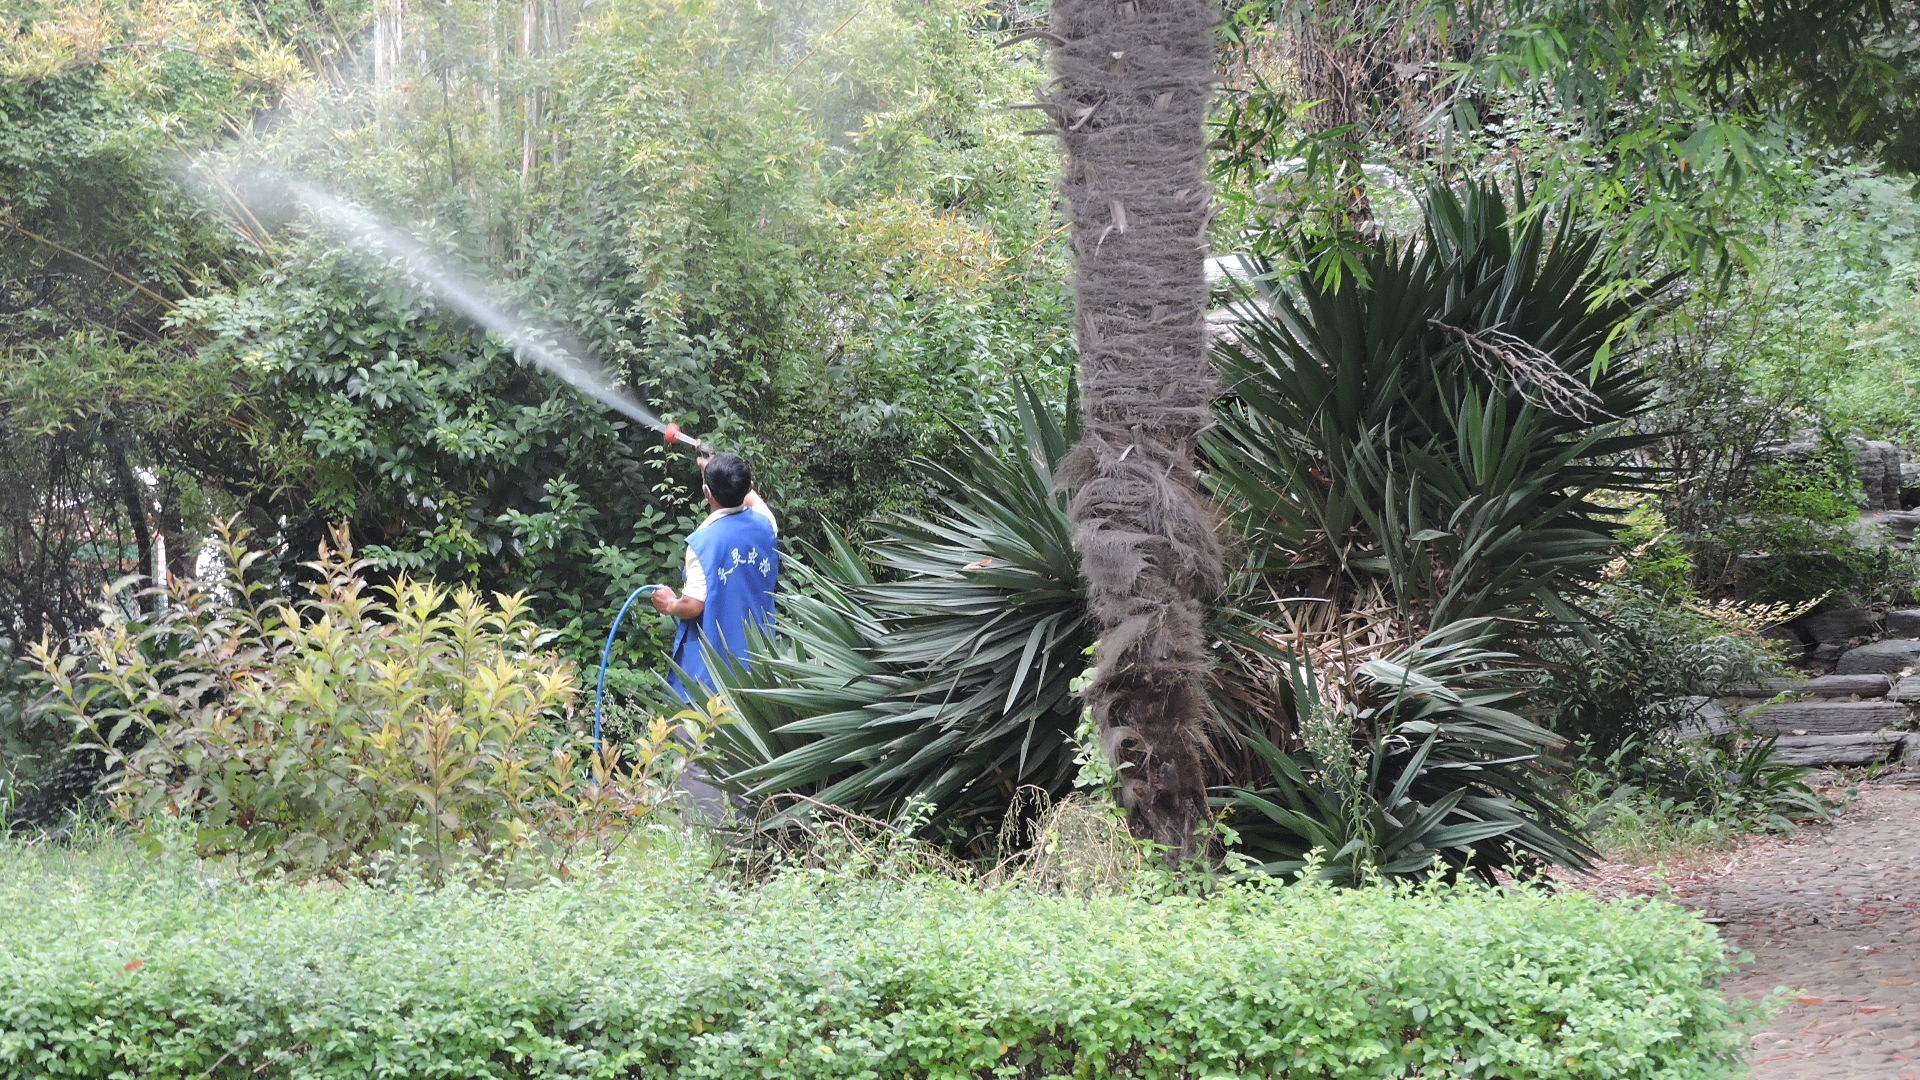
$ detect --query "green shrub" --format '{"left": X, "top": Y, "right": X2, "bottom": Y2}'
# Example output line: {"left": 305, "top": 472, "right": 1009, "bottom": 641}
{"left": 28, "top": 524, "right": 714, "bottom": 883}
{"left": 1534, "top": 581, "right": 1791, "bottom": 760}
{"left": 706, "top": 384, "right": 1089, "bottom": 842}
{"left": 0, "top": 647, "right": 46, "bottom": 824}
{"left": 1607, "top": 504, "right": 1696, "bottom": 599}
{"left": 1207, "top": 182, "right": 1660, "bottom": 638}
{"left": 0, "top": 841, "right": 1755, "bottom": 1079}
{"left": 1578, "top": 737, "right": 1835, "bottom": 860}
{"left": 1720, "top": 458, "right": 1915, "bottom": 606}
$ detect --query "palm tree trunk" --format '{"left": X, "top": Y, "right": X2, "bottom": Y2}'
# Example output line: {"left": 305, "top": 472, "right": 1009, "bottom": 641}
{"left": 1043, "top": 0, "right": 1223, "bottom": 862}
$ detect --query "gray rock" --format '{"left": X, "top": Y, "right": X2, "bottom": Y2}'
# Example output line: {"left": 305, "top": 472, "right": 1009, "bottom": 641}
{"left": 1765, "top": 733, "right": 1908, "bottom": 767}
{"left": 1835, "top": 638, "right": 1920, "bottom": 675}
{"left": 1763, "top": 432, "right": 1822, "bottom": 461}
{"left": 1889, "top": 676, "right": 1920, "bottom": 702}
{"left": 1878, "top": 442, "right": 1905, "bottom": 508}
{"left": 1888, "top": 609, "right": 1920, "bottom": 637}
{"left": 1813, "top": 642, "right": 1846, "bottom": 662}
{"left": 1801, "top": 673, "right": 1896, "bottom": 696}
{"left": 1724, "top": 674, "right": 1893, "bottom": 698}
{"left": 1856, "top": 440, "right": 1902, "bottom": 512}
{"left": 1791, "top": 606, "right": 1880, "bottom": 647}
{"left": 1743, "top": 701, "right": 1912, "bottom": 736}
{"left": 1879, "top": 509, "right": 1920, "bottom": 543}
{"left": 1904, "top": 735, "right": 1920, "bottom": 769}
{"left": 1670, "top": 698, "right": 1738, "bottom": 741}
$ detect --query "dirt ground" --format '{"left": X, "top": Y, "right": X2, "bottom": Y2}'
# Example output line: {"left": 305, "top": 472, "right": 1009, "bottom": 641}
{"left": 1572, "top": 774, "right": 1920, "bottom": 1079}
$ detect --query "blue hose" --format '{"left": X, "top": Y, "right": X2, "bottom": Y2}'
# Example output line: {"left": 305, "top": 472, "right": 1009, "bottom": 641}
{"left": 594, "top": 584, "right": 667, "bottom": 749}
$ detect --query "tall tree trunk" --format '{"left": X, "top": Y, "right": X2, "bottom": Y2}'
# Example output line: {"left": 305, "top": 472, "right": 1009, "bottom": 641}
{"left": 1296, "top": 1, "right": 1372, "bottom": 226}
{"left": 104, "top": 422, "right": 155, "bottom": 611}
{"left": 156, "top": 474, "right": 194, "bottom": 585}
{"left": 1042, "top": 0, "right": 1224, "bottom": 862}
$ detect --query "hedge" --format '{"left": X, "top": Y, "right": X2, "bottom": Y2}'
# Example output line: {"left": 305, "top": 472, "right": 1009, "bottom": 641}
{"left": 0, "top": 840, "right": 1755, "bottom": 1079}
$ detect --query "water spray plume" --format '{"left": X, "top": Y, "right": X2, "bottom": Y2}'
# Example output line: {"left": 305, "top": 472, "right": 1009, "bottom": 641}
{"left": 246, "top": 173, "right": 711, "bottom": 453}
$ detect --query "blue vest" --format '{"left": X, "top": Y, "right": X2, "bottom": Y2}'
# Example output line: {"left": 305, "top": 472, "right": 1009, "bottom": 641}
{"left": 668, "top": 507, "right": 779, "bottom": 701}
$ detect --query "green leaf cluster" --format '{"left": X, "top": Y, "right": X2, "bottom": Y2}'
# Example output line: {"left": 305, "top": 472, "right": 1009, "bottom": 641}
{"left": 1534, "top": 581, "right": 1789, "bottom": 762}
{"left": 1576, "top": 736, "right": 1834, "bottom": 858}
{"left": 1221, "top": 628, "right": 1596, "bottom": 884}
{"left": 0, "top": 841, "right": 1754, "bottom": 1078}
{"left": 707, "top": 186, "right": 1660, "bottom": 878}
{"left": 1, "top": 0, "right": 1071, "bottom": 720}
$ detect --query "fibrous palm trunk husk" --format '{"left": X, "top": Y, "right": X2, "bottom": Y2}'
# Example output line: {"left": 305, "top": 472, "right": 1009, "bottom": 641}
{"left": 1042, "top": 0, "right": 1223, "bottom": 862}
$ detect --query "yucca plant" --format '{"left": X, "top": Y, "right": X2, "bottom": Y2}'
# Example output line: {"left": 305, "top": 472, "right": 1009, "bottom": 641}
{"left": 1219, "top": 626, "right": 1595, "bottom": 883}
{"left": 702, "top": 385, "right": 1093, "bottom": 840}
{"left": 1207, "top": 182, "right": 1664, "bottom": 639}
{"left": 1202, "top": 183, "right": 1663, "bottom": 879}
{"left": 696, "top": 186, "right": 1658, "bottom": 881}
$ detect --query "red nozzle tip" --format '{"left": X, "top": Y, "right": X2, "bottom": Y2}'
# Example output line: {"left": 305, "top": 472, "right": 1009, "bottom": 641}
{"left": 663, "top": 423, "right": 681, "bottom": 446}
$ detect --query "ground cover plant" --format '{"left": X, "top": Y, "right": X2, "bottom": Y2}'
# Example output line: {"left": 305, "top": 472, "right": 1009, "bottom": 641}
{"left": 0, "top": 831, "right": 1756, "bottom": 1080}
{"left": 1574, "top": 739, "right": 1837, "bottom": 863}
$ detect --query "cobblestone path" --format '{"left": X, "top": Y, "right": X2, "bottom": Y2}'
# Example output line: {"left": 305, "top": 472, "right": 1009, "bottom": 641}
{"left": 1708, "top": 778, "right": 1920, "bottom": 1079}
{"left": 1632, "top": 777, "right": 1920, "bottom": 1078}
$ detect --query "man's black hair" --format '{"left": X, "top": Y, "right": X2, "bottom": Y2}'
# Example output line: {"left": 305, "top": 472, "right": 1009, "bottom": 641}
{"left": 703, "top": 452, "right": 753, "bottom": 509}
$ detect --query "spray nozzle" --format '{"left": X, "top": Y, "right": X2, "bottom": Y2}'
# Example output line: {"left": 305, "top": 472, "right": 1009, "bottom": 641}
{"left": 662, "top": 423, "right": 712, "bottom": 456}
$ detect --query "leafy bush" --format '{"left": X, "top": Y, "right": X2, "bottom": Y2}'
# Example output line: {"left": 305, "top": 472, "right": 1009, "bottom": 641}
{"left": 705, "top": 385, "right": 1091, "bottom": 842}
{"left": 28, "top": 524, "right": 712, "bottom": 882}
{"left": 1577, "top": 737, "right": 1834, "bottom": 860}
{"left": 1730, "top": 171, "right": 1920, "bottom": 445}
{"left": 0, "top": 840, "right": 1754, "bottom": 1079}
{"left": 1723, "top": 458, "right": 1914, "bottom": 606}
{"left": 1533, "top": 580, "right": 1792, "bottom": 760}
{"left": 1196, "top": 183, "right": 1661, "bottom": 880}
{"left": 0, "top": 647, "right": 44, "bottom": 823}
{"left": 1207, "top": 182, "right": 1660, "bottom": 639}
{"left": 705, "top": 381, "right": 1596, "bottom": 881}
{"left": 708, "top": 186, "right": 1664, "bottom": 880}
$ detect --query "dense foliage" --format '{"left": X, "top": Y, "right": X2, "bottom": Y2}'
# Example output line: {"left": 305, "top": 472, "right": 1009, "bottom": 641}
{"left": 1534, "top": 582, "right": 1789, "bottom": 761}
{"left": 1221, "top": 628, "right": 1594, "bottom": 884}
{"left": 0, "top": 0, "right": 1069, "bottom": 818}
{"left": 0, "top": 0, "right": 1069, "bottom": 663}
{"left": 0, "top": 838, "right": 1753, "bottom": 1079}
{"left": 28, "top": 525, "right": 709, "bottom": 882}
{"left": 704, "top": 186, "right": 1653, "bottom": 880}
{"left": 1209, "top": 183, "right": 1659, "bottom": 637}
{"left": 5, "top": 0, "right": 1915, "bottom": 870}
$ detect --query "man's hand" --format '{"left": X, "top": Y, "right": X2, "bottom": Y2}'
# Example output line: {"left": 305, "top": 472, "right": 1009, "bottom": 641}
{"left": 650, "top": 585, "right": 704, "bottom": 620}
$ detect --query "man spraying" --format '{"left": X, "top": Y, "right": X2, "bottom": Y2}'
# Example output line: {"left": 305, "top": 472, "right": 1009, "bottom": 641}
{"left": 649, "top": 451, "right": 779, "bottom": 701}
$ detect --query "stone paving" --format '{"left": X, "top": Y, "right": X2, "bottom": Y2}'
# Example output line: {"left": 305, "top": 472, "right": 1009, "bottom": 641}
{"left": 1589, "top": 775, "right": 1920, "bottom": 1078}
{"left": 1709, "top": 776, "right": 1920, "bottom": 1079}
